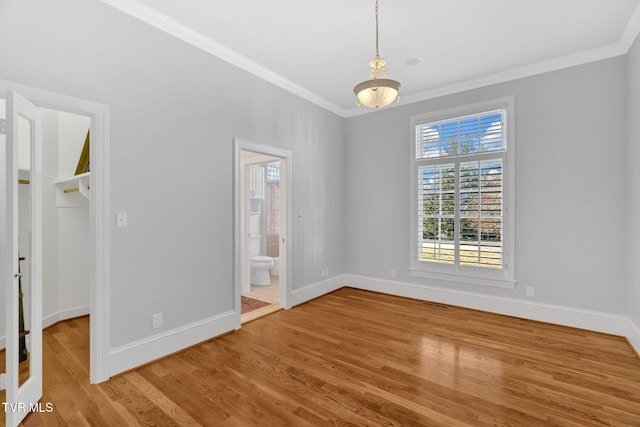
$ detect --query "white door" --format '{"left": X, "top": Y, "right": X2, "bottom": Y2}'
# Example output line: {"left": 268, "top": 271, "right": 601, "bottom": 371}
{"left": 3, "top": 90, "right": 42, "bottom": 426}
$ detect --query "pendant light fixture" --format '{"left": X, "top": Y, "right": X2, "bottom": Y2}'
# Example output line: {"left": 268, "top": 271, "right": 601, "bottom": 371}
{"left": 354, "top": 0, "right": 401, "bottom": 108}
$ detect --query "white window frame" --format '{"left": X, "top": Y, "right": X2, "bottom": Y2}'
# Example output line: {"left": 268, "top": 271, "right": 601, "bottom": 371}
{"left": 409, "top": 97, "right": 516, "bottom": 289}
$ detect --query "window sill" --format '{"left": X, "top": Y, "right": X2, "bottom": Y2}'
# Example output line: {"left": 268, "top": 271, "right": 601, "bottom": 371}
{"left": 408, "top": 268, "right": 517, "bottom": 290}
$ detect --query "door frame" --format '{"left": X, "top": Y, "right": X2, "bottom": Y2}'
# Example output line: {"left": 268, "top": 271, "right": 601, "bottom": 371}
{"left": 233, "top": 138, "right": 292, "bottom": 327}
{"left": 0, "top": 79, "right": 110, "bottom": 383}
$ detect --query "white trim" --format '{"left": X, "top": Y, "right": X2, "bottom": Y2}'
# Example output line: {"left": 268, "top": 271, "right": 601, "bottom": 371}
{"left": 101, "top": 1, "right": 640, "bottom": 119}
{"left": 621, "top": 1, "right": 640, "bottom": 52}
{"left": 42, "top": 306, "right": 90, "bottom": 329}
{"left": 109, "top": 310, "right": 236, "bottom": 377}
{"left": 0, "top": 79, "right": 111, "bottom": 384}
{"left": 343, "top": 39, "right": 635, "bottom": 118}
{"left": 408, "top": 268, "right": 516, "bottom": 289}
{"left": 0, "top": 306, "right": 89, "bottom": 351}
{"left": 627, "top": 318, "right": 640, "bottom": 357}
{"left": 100, "top": 0, "right": 344, "bottom": 117}
{"left": 90, "top": 103, "right": 111, "bottom": 384}
{"left": 289, "top": 276, "right": 344, "bottom": 307}
{"left": 409, "top": 97, "right": 516, "bottom": 286}
{"left": 343, "top": 274, "right": 632, "bottom": 337}
{"left": 233, "top": 139, "right": 293, "bottom": 324}
{"left": 261, "top": 272, "right": 640, "bottom": 355}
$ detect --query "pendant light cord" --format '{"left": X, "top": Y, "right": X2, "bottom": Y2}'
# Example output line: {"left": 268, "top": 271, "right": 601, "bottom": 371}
{"left": 375, "top": 0, "right": 380, "bottom": 59}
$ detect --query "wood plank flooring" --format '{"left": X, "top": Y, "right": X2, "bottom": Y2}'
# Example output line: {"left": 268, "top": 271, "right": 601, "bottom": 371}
{"left": 4, "top": 287, "right": 640, "bottom": 426}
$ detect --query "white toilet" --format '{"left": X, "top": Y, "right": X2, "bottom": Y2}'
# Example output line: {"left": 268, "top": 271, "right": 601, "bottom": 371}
{"left": 250, "top": 255, "right": 274, "bottom": 285}
{"left": 250, "top": 235, "right": 273, "bottom": 285}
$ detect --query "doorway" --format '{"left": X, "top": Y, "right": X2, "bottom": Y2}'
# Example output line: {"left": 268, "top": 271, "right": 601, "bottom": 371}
{"left": 1, "top": 101, "right": 92, "bottom": 423}
{"left": 234, "top": 139, "right": 292, "bottom": 326}
{"left": 0, "top": 79, "right": 110, "bottom": 393}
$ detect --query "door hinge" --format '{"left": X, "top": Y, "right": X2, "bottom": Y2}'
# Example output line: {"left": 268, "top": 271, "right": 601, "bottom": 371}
{"left": 0, "top": 372, "right": 5, "bottom": 390}
{"left": 0, "top": 118, "right": 5, "bottom": 135}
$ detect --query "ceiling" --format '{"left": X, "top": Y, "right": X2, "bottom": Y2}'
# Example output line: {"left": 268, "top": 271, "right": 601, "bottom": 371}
{"left": 102, "top": 0, "right": 640, "bottom": 117}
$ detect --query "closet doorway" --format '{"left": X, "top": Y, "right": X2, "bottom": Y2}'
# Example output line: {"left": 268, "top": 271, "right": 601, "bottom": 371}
{"left": 0, "top": 79, "right": 110, "bottom": 391}
{"left": 233, "top": 139, "right": 292, "bottom": 326}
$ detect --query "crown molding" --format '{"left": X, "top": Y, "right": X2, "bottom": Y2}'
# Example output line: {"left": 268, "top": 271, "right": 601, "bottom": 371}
{"left": 102, "top": 0, "right": 640, "bottom": 120}
{"left": 621, "top": 1, "right": 640, "bottom": 51}
{"left": 343, "top": 38, "right": 634, "bottom": 118}
{"left": 100, "top": 0, "right": 347, "bottom": 117}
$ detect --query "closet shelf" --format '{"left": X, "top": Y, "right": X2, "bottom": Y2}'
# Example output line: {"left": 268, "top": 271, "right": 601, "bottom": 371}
{"left": 54, "top": 172, "right": 90, "bottom": 207}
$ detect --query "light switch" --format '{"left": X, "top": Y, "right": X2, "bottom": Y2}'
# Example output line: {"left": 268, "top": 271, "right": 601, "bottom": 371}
{"left": 116, "top": 212, "right": 128, "bottom": 228}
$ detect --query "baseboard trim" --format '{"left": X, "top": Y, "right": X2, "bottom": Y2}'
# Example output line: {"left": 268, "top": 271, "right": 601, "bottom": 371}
{"left": 0, "top": 306, "right": 90, "bottom": 352}
{"left": 627, "top": 318, "right": 640, "bottom": 357}
{"left": 43, "top": 305, "right": 90, "bottom": 329}
{"left": 343, "top": 274, "right": 632, "bottom": 337}
{"left": 290, "top": 276, "right": 344, "bottom": 307}
{"left": 109, "top": 310, "right": 237, "bottom": 377}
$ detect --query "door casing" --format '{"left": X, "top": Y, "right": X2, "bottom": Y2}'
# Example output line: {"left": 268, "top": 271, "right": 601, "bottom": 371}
{"left": 0, "top": 79, "right": 111, "bottom": 385}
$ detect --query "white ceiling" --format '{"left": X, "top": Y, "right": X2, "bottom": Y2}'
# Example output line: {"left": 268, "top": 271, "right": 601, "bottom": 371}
{"left": 102, "top": 0, "right": 640, "bottom": 117}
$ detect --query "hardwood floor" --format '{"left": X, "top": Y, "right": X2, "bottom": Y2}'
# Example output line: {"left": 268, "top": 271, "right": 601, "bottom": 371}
{"left": 5, "top": 288, "right": 640, "bottom": 426}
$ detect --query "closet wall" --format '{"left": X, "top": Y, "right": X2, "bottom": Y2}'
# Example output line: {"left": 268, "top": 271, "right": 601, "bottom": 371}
{"left": 42, "top": 108, "right": 90, "bottom": 326}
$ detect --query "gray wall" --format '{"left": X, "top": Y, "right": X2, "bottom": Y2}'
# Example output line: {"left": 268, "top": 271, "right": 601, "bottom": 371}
{"left": 0, "top": 0, "right": 636, "bottom": 360}
{"left": 628, "top": 34, "right": 640, "bottom": 326}
{"left": 346, "top": 57, "right": 628, "bottom": 314}
{"left": 0, "top": 0, "right": 346, "bottom": 348}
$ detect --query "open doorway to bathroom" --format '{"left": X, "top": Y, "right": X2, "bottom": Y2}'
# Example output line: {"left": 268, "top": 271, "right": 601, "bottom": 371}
{"left": 234, "top": 139, "right": 291, "bottom": 325}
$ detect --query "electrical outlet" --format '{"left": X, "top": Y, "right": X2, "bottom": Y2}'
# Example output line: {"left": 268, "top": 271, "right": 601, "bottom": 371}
{"left": 390, "top": 268, "right": 396, "bottom": 277}
{"left": 321, "top": 267, "right": 329, "bottom": 277}
{"left": 152, "top": 313, "right": 163, "bottom": 329}
{"left": 526, "top": 287, "right": 534, "bottom": 297}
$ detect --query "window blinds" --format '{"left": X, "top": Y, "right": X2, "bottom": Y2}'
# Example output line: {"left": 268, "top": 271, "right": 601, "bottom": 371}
{"left": 415, "top": 109, "right": 506, "bottom": 269}
{"left": 416, "top": 109, "right": 506, "bottom": 159}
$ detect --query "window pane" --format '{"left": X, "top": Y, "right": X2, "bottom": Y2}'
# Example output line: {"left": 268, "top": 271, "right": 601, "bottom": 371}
{"left": 419, "top": 241, "right": 455, "bottom": 264}
{"left": 457, "top": 160, "right": 503, "bottom": 268}
{"left": 416, "top": 109, "right": 505, "bottom": 159}
{"left": 418, "top": 164, "right": 456, "bottom": 264}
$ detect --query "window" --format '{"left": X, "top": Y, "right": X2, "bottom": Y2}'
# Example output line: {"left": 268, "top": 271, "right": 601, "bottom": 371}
{"left": 410, "top": 98, "right": 515, "bottom": 288}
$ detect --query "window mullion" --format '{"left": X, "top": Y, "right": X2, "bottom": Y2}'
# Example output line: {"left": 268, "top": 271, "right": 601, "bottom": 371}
{"left": 454, "top": 161, "right": 460, "bottom": 269}
{"left": 477, "top": 160, "right": 482, "bottom": 266}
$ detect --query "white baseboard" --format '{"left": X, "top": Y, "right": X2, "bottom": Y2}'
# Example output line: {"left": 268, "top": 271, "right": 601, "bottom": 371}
{"left": 108, "top": 276, "right": 342, "bottom": 376}
{"left": 290, "top": 276, "right": 344, "bottom": 307}
{"left": 627, "top": 318, "right": 640, "bottom": 356}
{"left": 109, "top": 310, "right": 237, "bottom": 377}
{"left": 43, "top": 305, "right": 90, "bottom": 329}
{"left": 343, "top": 274, "right": 633, "bottom": 338}
{"left": 0, "top": 305, "right": 90, "bottom": 352}
{"left": 3, "top": 276, "right": 639, "bottom": 374}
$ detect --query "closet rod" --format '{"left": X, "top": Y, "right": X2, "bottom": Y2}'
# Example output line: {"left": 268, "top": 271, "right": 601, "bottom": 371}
{"left": 63, "top": 186, "right": 90, "bottom": 193}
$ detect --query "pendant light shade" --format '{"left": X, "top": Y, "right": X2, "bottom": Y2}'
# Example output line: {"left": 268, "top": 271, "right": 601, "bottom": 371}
{"left": 354, "top": 0, "right": 400, "bottom": 108}
{"left": 354, "top": 78, "right": 401, "bottom": 109}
